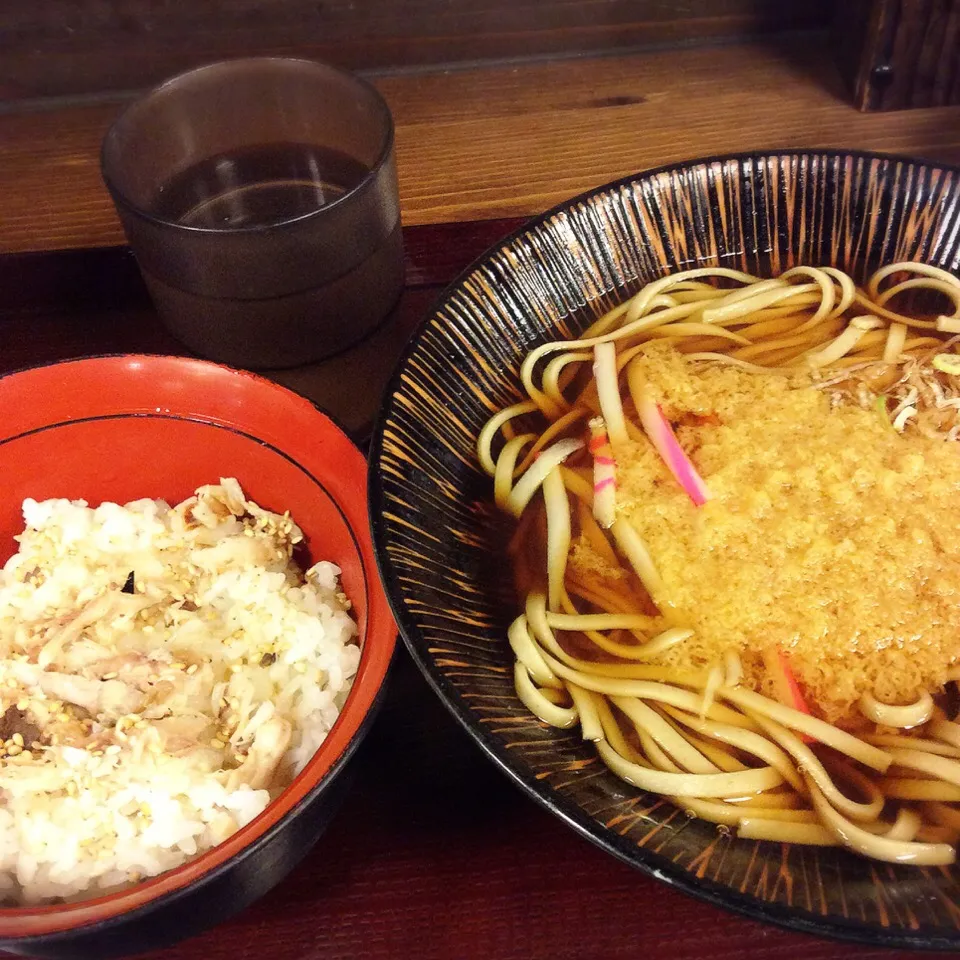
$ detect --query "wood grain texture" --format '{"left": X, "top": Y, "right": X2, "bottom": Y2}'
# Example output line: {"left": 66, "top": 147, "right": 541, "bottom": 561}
{"left": 0, "top": 0, "right": 831, "bottom": 102}
{"left": 836, "top": 0, "right": 960, "bottom": 110}
{"left": 3, "top": 38, "right": 960, "bottom": 257}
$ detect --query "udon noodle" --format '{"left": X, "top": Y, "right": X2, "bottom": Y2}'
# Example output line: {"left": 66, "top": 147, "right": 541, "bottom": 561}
{"left": 479, "top": 261, "right": 960, "bottom": 865}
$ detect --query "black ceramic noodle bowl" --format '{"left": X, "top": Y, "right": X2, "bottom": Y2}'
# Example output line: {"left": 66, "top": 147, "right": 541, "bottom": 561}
{"left": 370, "top": 152, "right": 960, "bottom": 948}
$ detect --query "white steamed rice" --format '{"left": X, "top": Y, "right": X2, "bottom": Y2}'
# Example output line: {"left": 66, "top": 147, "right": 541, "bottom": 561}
{"left": 0, "top": 478, "right": 359, "bottom": 904}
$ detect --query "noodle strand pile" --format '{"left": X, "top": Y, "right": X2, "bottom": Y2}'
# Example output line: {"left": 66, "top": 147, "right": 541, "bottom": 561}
{"left": 480, "top": 262, "right": 960, "bottom": 865}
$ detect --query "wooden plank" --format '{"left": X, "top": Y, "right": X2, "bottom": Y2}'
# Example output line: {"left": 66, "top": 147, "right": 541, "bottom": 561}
{"left": 0, "top": 0, "right": 831, "bottom": 102}
{"left": 2, "top": 38, "right": 960, "bottom": 256}
{"left": 834, "top": 0, "right": 960, "bottom": 110}
{"left": 832, "top": 0, "right": 879, "bottom": 107}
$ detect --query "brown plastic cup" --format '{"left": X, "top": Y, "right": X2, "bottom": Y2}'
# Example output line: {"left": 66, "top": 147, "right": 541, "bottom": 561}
{"left": 101, "top": 58, "right": 403, "bottom": 370}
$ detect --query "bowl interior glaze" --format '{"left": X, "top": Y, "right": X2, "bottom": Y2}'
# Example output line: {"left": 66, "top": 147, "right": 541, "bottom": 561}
{"left": 370, "top": 152, "right": 960, "bottom": 949}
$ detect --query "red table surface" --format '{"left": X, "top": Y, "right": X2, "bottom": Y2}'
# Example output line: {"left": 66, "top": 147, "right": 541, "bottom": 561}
{"left": 0, "top": 220, "right": 938, "bottom": 960}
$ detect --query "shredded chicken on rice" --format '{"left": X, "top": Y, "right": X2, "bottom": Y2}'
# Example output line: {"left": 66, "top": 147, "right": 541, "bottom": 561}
{"left": 0, "top": 479, "right": 358, "bottom": 904}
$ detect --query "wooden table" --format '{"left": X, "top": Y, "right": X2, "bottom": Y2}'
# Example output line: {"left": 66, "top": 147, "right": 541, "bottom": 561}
{"left": 3, "top": 35, "right": 960, "bottom": 960}
{"left": 4, "top": 37, "right": 960, "bottom": 256}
